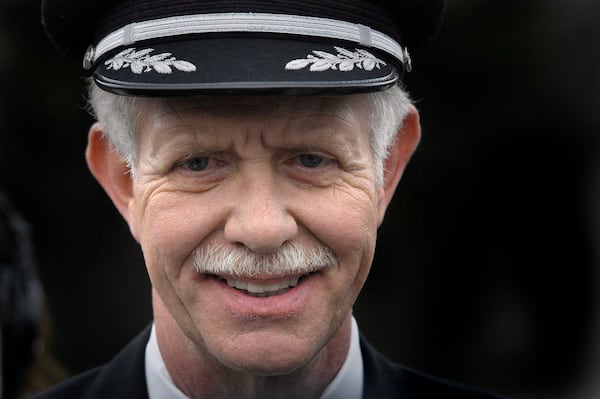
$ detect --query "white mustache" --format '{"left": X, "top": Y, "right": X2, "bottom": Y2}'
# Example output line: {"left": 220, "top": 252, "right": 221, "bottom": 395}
{"left": 192, "top": 241, "right": 337, "bottom": 278}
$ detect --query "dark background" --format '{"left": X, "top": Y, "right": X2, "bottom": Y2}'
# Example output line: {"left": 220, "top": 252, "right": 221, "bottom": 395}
{"left": 1, "top": 1, "right": 599, "bottom": 398}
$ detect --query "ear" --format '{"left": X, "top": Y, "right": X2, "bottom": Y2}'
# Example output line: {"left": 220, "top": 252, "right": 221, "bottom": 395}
{"left": 86, "top": 122, "right": 137, "bottom": 234}
{"left": 376, "top": 104, "right": 421, "bottom": 225}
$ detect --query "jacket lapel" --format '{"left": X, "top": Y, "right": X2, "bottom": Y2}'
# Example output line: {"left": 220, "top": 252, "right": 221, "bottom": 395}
{"left": 83, "top": 325, "right": 152, "bottom": 399}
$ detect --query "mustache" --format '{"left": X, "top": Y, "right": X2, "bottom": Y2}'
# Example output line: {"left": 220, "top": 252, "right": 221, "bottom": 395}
{"left": 192, "top": 241, "right": 337, "bottom": 278}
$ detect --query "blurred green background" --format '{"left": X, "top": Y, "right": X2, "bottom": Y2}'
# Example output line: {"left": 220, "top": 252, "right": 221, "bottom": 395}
{"left": 1, "top": 1, "right": 599, "bottom": 398}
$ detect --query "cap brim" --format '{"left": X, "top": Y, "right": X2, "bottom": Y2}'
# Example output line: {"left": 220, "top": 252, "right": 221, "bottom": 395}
{"left": 93, "top": 36, "right": 399, "bottom": 96}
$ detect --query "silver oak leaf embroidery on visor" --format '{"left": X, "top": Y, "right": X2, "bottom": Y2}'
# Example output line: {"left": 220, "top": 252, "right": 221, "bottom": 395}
{"left": 285, "top": 46, "right": 386, "bottom": 72}
{"left": 104, "top": 48, "right": 197, "bottom": 74}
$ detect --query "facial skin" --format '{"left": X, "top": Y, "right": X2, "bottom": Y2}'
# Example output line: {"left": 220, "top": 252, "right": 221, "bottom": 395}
{"left": 86, "top": 94, "right": 420, "bottom": 399}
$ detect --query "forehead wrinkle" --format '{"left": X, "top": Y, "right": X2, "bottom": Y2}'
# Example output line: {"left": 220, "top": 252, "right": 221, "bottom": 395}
{"left": 139, "top": 94, "right": 368, "bottom": 157}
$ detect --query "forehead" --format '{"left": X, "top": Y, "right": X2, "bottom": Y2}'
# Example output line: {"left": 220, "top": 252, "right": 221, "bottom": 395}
{"left": 132, "top": 94, "right": 374, "bottom": 160}
{"left": 134, "top": 94, "right": 370, "bottom": 127}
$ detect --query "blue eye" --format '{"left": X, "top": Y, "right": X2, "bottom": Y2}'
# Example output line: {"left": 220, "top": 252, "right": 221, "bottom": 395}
{"left": 184, "top": 157, "right": 210, "bottom": 171}
{"left": 299, "top": 154, "right": 323, "bottom": 168}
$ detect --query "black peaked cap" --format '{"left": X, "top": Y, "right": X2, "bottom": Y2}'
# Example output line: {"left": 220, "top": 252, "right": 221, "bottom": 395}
{"left": 41, "top": 0, "right": 446, "bottom": 95}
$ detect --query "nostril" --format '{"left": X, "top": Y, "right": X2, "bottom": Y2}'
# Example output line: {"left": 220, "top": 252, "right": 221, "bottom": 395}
{"left": 223, "top": 209, "right": 298, "bottom": 253}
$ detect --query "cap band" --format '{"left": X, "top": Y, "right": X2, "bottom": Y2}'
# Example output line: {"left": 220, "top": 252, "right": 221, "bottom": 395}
{"left": 93, "top": 12, "right": 406, "bottom": 67}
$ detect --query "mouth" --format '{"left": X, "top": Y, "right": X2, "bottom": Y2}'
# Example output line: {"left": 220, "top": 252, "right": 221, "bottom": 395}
{"left": 213, "top": 273, "right": 312, "bottom": 298}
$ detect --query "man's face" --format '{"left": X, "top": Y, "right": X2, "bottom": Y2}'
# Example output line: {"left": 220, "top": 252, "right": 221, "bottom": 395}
{"left": 127, "top": 95, "right": 385, "bottom": 374}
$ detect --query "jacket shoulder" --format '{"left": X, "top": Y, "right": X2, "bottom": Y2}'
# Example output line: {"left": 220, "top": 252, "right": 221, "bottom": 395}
{"left": 360, "top": 335, "right": 508, "bottom": 399}
{"left": 29, "top": 368, "right": 101, "bottom": 399}
{"left": 29, "top": 326, "right": 151, "bottom": 399}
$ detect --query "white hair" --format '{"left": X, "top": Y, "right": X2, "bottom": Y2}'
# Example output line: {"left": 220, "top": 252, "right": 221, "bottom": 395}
{"left": 86, "top": 81, "right": 413, "bottom": 185}
{"left": 86, "top": 82, "right": 139, "bottom": 169}
{"left": 365, "top": 84, "right": 413, "bottom": 185}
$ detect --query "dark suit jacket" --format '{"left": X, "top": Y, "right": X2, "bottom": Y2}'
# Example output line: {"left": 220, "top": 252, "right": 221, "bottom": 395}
{"left": 31, "top": 326, "right": 505, "bottom": 399}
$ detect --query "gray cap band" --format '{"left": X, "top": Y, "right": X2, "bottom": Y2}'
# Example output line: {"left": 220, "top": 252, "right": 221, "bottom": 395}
{"left": 93, "top": 12, "right": 406, "bottom": 67}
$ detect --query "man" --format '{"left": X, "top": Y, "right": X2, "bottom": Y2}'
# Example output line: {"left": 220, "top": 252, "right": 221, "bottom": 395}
{"left": 36, "top": 0, "right": 506, "bottom": 398}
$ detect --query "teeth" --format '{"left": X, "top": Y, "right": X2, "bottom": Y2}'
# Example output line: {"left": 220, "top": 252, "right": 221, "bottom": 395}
{"left": 225, "top": 276, "right": 300, "bottom": 297}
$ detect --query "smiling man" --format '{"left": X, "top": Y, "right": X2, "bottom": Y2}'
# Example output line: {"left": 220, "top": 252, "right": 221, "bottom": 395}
{"left": 36, "top": 1, "right": 506, "bottom": 398}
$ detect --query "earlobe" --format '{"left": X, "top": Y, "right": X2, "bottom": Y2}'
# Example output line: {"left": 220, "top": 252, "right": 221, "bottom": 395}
{"left": 376, "top": 104, "right": 421, "bottom": 225}
{"left": 86, "top": 122, "right": 136, "bottom": 229}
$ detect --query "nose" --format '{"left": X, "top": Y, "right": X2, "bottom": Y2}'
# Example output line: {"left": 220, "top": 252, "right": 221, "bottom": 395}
{"left": 224, "top": 173, "right": 298, "bottom": 253}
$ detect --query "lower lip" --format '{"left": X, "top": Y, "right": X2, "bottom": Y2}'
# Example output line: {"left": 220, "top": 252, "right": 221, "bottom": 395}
{"left": 207, "top": 273, "right": 318, "bottom": 319}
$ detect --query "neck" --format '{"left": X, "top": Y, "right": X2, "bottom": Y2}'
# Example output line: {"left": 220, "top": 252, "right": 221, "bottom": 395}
{"left": 152, "top": 290, "right": 352, "bottom": 399}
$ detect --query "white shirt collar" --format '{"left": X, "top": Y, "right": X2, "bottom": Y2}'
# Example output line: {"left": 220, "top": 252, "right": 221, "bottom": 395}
{"left": 145, "top": 317, "right": 364, "bottom": 399}
{"left": 317, "top": 317, "right": 364, "bottom": 399}
{"left": 144, "top": 324, "right": 188, "bottom": 399}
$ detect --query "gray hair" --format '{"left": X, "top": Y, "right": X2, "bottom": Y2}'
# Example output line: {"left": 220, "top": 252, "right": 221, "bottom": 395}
{"left": 86, "top": 81, "right": 413, "bottom": 186}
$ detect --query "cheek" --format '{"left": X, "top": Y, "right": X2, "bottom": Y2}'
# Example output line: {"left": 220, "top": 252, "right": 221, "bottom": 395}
{"left": 304, "top": 197, "right": 377, "bottom": 327}
{"left": 133, "top": 190, "right": 223, "bottom": 282}
{"left": 300, "top": 187, "right": 379, "bottom": 281}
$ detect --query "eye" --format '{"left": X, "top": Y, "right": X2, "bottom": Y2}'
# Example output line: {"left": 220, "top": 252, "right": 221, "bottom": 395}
{"left": 298, "top": 154, "right": 324, "bottom": 168}
{"left": 183, "top": 156, "right": 210, "bottom": 171}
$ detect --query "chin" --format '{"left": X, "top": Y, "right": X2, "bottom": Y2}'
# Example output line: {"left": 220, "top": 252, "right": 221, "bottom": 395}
{"left": 214, "top": 333, "right": 321, "bottom": 377}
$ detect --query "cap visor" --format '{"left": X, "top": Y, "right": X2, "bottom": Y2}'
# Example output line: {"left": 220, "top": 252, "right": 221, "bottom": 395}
{"left": 93, "top": 36, "right": 399, "bottom": 95}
